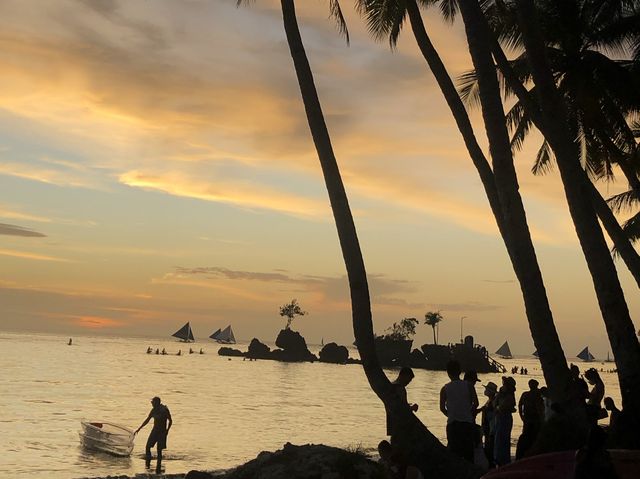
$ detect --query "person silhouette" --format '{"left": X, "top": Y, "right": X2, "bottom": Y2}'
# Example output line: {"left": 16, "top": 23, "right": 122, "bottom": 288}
{"left": 440, "top": 360, "right": 478, "bottom": 462}
{"left": 385, "top": 367, "right": 418, "bottom": 438}
{"left": 135, "top": 396, "right": 172, "bottom": 473}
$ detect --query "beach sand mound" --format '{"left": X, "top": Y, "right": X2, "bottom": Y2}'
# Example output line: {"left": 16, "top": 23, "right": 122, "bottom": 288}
{"left": 186, "top": 442, "right": 385, "bottom": 479}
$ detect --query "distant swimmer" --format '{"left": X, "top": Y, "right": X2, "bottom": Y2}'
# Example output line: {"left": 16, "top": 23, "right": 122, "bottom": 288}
{"left": 161, "top": 348, "right": 167, "bottom": 355}
{"left": 147, "top": 347, "right": 153, "bottom": 354}
{"left": 189, "top": 348, "right": 194, "bottom": 354}
{"left": 135, "top": 396, "right": 172, "bottom": 474}
{"left": 177, "top": 350, "right": 181, "bottom": 356}
{"left": 199, "top": 348, "right": 204, "bottom": 354}
{"left": 155, "top": 348, "right": 160, "bottom": 355}
{"left": 68, "top": 338, "right": 72, "bottom": 346}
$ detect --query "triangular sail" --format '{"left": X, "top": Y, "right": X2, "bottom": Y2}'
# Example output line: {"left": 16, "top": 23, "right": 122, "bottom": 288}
{"left": 172, "top": 322, "right": 194, "bottom": 342}
{"left": 577, "top": 346, "right": 595, "bottom": 362}
{"left": 209, "top": 328, "right": 221, "bottom": 340}
{"left": 495, "top": 341, "right": 512, "bottom": 358}
{"left": 216, "top": 325, "right": 236, "bottom": 344}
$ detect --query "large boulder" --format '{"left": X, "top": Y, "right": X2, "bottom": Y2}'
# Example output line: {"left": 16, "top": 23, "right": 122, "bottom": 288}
{"left": 274, "top": 328, "right": 316, "bottom": 362}
{"left": 319, "top": 343, "right": 349, "bottom": 364}
{"left": 247, "top": 338, "right": 271, "bottom": 359}
{"left": 225, "top": 442, "right": 384, "bottom": 479}
{"left": 218, "top": 347, "right": 244, "bottom": 357}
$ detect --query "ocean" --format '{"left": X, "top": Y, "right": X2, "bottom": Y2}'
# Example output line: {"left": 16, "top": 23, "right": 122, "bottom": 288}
{"left": 0, "top": 331, "right": 621, "bottom": 478}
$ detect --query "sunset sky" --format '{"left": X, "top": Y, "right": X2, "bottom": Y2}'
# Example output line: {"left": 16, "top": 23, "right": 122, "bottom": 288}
{"left": 0, "top": 0, "right": 637, "bottom": 357}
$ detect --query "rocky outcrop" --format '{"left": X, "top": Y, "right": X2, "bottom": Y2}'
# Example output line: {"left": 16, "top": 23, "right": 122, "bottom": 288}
{"left": 246, "top": 338, "right": 271, "bottom": 359}
{"left": 185, "top": 443, "right": 385, "bottom": 479}
{"left": 218, "top": 347, "right": 244, "bottom": 357}
{"left": 273, "top": 328, "right": 317, "bottom": 362}
{"left": 319, "top": 342, "right": 349, "bottom": 364}
{"left": 374, "top": 337, "right": 413, "bottom": 366}
{"left": 408, "top": 348, "right": 428, "bottom": 369}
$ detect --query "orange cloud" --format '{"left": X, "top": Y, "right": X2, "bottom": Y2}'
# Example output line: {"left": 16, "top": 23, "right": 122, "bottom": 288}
{"left": 72, "top": 315, "right": 125, "bottom": 329}
{"left": 0, "top": 248, "right": 70, "bottom": 262}
{"left": 119, "top": 170, "right": 330, "bottom": 219}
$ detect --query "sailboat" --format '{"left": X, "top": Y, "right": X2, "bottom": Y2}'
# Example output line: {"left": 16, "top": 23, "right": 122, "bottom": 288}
{"left": 172, "top": 322, "right": 195, "bottom": 343}
{"left": 605, "top": 351, "right": 614, "bottom": 363}
{"left": 577, "top": 346, "right": 595, "bottom": 362}
{"left": 211, "top": 325, "right": 236, "bottom": 344}
{"left": 495, "top": 341, "right": 513, "bottom": 359}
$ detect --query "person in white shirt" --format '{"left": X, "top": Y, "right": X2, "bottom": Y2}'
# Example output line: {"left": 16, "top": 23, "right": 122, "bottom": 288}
{"left": 440, "top": 360, "right": 478, "bottom": 462}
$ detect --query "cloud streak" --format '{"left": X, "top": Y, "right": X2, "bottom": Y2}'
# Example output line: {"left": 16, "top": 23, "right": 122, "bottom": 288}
{"left": 0, "top": 223, "right": 46, "bottom": 237}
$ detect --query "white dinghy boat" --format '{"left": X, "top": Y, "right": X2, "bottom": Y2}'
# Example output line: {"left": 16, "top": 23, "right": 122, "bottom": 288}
{"left": 79, "top": 420, "right": 135, "bottom": 456}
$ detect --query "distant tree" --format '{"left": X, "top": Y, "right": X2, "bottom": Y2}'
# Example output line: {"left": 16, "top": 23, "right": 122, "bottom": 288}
{"left": 380, "top": 317, "right": 418, "bottom": 341}
{"left": 279, "top": 299, "right": 307, "bottom": 329}
{"left": 424, "top": 311, "right": 443, "bottom": 345}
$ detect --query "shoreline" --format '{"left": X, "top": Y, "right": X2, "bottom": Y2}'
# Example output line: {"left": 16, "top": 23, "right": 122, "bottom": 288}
{"left": 77, "top": 443, "right": 384, "bottom": 479}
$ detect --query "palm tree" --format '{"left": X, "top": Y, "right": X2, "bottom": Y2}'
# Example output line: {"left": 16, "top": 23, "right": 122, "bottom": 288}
{"left": 424, "top": 311, "right": 443, "bottom": 344}
{"left": 356, "top": 0, "right": 573, "bottom": 407}
{"left": 240, "top": 1, "right": 479, "bottom": 476}
{"left": 506, "top": 0, "right": 640, "bottom": 413}
{"left": 459, "top": 0, "right": 640, "bottom": 287}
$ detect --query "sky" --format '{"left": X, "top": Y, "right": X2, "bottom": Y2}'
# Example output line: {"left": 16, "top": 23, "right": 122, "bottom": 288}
{"left": 0, "top": 0, "right": 637, "bottom": 358}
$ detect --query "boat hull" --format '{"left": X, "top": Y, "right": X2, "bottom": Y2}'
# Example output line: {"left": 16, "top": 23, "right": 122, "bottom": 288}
{"left": 79, "top": 421, "right": 135, "bottom": 457}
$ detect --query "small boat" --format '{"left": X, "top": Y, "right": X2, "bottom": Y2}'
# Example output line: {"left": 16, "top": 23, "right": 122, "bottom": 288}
{"left": 495, "top": 341, "right": 513, "bottom": 359}
{"left": 79, "top": 421, "right": 135, "bottom": 457}
{"left": 605, "top": 351, "right": 614, "bottom": 363}
{"left": 211, "top": 325, "right": 236, "bottom": 344}
{"left": 172, "top": 322, "right": 195, "bottom": 343}
{"left": 577, "top": 346, "right": 595, "bottom": 362}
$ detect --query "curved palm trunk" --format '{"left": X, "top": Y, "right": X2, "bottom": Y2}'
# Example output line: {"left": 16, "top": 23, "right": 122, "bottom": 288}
{"left": 514, "top": 0, "right": 640, "bottom": 413}
{"left": 279, "top": 1, "right": 479, "bottom": 476}
{"left": 405, "top": 0, "right": 571, "bottom": 405}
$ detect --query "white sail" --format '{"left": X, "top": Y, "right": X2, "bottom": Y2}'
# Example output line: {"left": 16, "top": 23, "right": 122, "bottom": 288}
{"left": 495, "top": 341, "right": 512, "bottom": 358}
{"left": 577, "top": 346, "right": 595, "bottom": 362}
{"left": 209, "top": 328, "right": 221, "bottom": 340}
{"left": 172, "top": 322, "right": 194, "bottom": 342}
{"left": 216, "top": 325, "right": 236, "bottom": 344}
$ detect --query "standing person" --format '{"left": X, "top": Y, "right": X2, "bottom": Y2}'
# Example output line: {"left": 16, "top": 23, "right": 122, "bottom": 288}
{"left": 584, "top": 368, "right": 605, "bottom": 424}
{"left": 493, "top": 376, "right": 516, "bottom": 466}
{"left": 135, "top": 396, "right": 172, "bottom": 473}
{"left": 516, "top": 379, "right": 545, "bottom": 459}
{"left": 440, "top": 360, "right": 478, "bottom": 462}
{"left": 385, "top": 367, "right": 419, "bottom": 437}
{"left": 479, "top": 381, "right": 498, "bottom": 468}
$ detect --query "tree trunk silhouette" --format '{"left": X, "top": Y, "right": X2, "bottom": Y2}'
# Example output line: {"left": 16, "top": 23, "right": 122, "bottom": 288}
{"left": 443, "top": 0, "right": 573, "bottom": 404}
{"left": 279, "top": 0, "right": 479, "bottom": 476}
{"left": 514, "top": 0, "right": 640, "bottom": 413}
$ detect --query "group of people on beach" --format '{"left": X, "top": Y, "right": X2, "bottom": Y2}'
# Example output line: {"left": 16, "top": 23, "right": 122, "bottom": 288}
{"left": 146, "top": 346, "right": 204, "bottom": 355}
{"left": 510, "top": 365, "right": 529, "bottom": 375}
{"left": 379, "top": 360, "right": 620, "bottom": 477}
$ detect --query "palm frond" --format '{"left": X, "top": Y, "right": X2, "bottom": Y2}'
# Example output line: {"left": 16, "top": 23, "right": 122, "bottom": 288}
{"left": 356, "top": 0, "right": 407, "bottom": 46}
{"left": 532, "top": 140, "right": 555, "bottom": 176}
{"left": 607, "top": 189, "right": 640, "bottom": 213}
{"left": 457, "top": 69, "right": 482, "bottom": 108}
{"left": 329, "top": 0, "right": 350, "bottom": 44}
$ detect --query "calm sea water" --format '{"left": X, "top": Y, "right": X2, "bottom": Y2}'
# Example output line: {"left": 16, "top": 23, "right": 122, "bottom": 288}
{"left": 0, "top": 332, "right": 621, "bottom": 478}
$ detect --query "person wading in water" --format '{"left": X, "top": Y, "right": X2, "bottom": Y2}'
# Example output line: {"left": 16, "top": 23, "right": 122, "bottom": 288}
{"left": 135, "top": 396, "right": 172, "bottom": 473}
